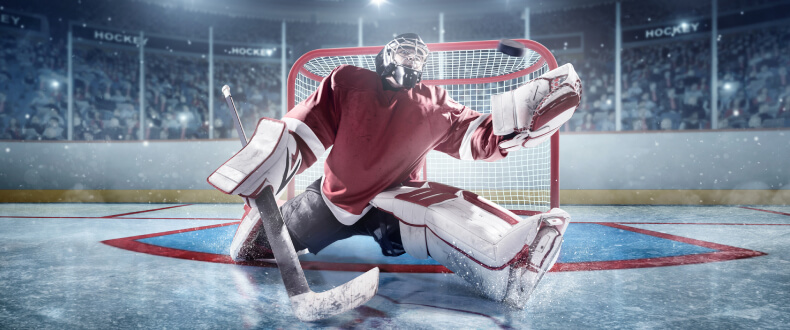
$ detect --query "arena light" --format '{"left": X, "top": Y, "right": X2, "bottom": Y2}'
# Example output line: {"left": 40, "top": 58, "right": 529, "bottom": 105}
{"left": 371, "top": 0, "right": 386, "bottom": 6}
{"left": 51, "top": 80, "right": 60, "bottom": 89}
{"left": 724, "top": 83, "right": 731, "bottom": 90}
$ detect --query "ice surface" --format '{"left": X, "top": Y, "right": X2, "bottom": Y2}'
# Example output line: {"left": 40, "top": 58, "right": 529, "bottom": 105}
{"left": 0, "top": 203, "right": 788, "bottom": 328}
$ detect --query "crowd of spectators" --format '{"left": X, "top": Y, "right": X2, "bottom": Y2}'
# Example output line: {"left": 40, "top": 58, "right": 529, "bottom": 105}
{"left": 213, "top": 60, "right": 281, "bottom": 139}
{"left": 558, "top": 22, "right": 790, "bottom": 132}
{"left": 0, "top": 34, "right": 69, "bottom": 140}
{"left": 0, "top": 31, "right": 281, "bottom": 141}
{"left": 617, "top": 38, "right": 713, "bottom": 131}
{"left": 717, "top": 25, "right": 790, "bottom": 129}
{"left": 1, "top": 0, "right": 788, "bottom": 141}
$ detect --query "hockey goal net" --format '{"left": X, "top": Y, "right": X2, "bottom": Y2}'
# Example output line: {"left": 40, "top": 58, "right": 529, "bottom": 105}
{"left": 286, "top": 40, "right": 559, "bottom": 215}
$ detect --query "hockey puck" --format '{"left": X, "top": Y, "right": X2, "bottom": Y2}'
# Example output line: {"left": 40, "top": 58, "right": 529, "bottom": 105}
{"left": 497, "top": 39, "right": 526, "bottom": 57}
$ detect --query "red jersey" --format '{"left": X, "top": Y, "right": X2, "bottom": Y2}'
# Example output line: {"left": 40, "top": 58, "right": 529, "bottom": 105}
{"left": 283, "top": 65, "right": 506, "bottom": 225}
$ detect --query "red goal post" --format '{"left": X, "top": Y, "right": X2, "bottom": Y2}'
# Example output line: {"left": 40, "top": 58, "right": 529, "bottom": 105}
{"left": 286, "top": 39, "right": 560, "bottom": 215}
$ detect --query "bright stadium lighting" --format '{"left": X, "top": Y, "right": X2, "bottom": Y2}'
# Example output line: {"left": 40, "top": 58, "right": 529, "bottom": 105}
{"left": 51, "top": 80, "right": 59, "bottom": 89}
{"left": 681, "top": 22, "right": 689, "bottom": 29}
{"left": 724, "top": 83, "right": 731, "bottom": 90}
{"left": 371, "top": 0, "right": 385, "bottom": 6}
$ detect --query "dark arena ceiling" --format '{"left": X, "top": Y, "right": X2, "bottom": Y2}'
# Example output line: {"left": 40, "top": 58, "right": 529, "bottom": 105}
{"left": 131, "top": 0, "right": 623, "bottom": 22}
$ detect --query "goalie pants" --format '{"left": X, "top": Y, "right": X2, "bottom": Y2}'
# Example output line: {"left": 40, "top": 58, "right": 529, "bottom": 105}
{"left": 281, "top": 178, "right": 405, "bottom": 256}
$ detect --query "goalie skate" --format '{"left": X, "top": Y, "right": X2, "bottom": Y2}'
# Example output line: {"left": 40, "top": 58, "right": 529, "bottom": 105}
{"left": 503, "top": 220, "right": 565, "bottom": 308}
{"left": 230, "top": 204, "right": 274, "bottom": 261}
{"left": 230, "top": 203, "right": 309, "bottom": 262}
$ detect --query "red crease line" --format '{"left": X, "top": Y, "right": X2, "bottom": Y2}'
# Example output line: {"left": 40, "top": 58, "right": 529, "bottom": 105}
{"left": 100, "top": 221, "right": 769, "bottom": 274}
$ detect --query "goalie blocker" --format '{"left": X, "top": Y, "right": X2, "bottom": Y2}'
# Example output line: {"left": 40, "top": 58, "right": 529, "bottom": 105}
{"left": 370, "top": 182, "right": 570, "bottom": 308}
{"left": 207, "top": 118, "right": 304, "bottom": 261}
{"left": 208, "top": 118, "right": 302, "bottom": 199}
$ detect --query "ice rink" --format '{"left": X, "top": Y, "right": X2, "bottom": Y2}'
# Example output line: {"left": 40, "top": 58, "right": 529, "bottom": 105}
{"left": 1, "top": 203, "right": 788, "bottom": 329}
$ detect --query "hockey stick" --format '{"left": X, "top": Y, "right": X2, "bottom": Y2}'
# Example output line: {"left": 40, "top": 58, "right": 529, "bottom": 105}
{"left": 221, "top": 85, "right": 379, "bottom": 322}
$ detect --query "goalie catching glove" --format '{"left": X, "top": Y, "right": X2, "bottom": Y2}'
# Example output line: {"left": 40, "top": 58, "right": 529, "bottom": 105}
{"left": 492, "top": 63, "right": 582, "bottom": 151}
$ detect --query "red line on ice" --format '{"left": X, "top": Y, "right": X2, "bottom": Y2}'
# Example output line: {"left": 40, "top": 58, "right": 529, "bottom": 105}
{"left": 740, "top": 206, "right": 790, "bottom": 217}
{"left": 102, "top": 204, "right": 193, "bottom": 218}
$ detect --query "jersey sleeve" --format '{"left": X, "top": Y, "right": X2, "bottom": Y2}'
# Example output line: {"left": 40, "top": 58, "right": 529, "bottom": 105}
{"left": 282, "top": 66, "right": 343, "bottom": 172}
{"left": 434, "top": 97, "right": 508, "bottom": 162}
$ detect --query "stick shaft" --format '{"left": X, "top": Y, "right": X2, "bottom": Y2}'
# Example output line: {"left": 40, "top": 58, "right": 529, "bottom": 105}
{"left": 221, "top": 85, "right": 311, "bottom": 296}
{"left": 223, "top": 87, "right": 248, "bottom": 146}
{"left": 255, "top": 187, "right": 311, "bottom": 296}
{"left": 220, "top": 85, "right": 378, "bottom": 320}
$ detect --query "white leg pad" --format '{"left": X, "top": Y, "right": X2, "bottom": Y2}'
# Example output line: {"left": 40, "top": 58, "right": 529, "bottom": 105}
{"left": 370, "top": 182, "right": 570, "bottom": 307}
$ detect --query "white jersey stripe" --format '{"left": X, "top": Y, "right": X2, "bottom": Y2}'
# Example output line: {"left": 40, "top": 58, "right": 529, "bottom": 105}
{"left": 459, "top": 113, "right": 490, "bottom": 161}
{"left": 320, "top": 176, "right": 373, "bottom": 225}
{"left": 283, "top": 117, "right": 326, "bottom": 159}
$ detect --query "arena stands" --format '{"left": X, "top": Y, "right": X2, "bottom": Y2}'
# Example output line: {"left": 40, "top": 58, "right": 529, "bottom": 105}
{"left": 0, "top": 0, "right": 788, "bottom": 141}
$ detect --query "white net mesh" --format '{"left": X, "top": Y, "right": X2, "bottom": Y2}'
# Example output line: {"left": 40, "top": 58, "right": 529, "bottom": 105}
{"left": 291, "top": 44, "right": 554, "bottom": 213}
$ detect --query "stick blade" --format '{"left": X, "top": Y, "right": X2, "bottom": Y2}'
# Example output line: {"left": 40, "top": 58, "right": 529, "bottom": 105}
{"left": 290, "top": 267, "right": 380, "bottom": 322}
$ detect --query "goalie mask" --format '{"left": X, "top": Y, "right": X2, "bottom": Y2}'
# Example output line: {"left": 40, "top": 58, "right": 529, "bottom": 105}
{"left": 375, "top": 33, "right": 429, "bottom": 89}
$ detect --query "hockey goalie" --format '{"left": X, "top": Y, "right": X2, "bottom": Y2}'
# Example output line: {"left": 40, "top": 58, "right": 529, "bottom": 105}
{"left": 208, "top": 33, "right": 581, "bottom": 308}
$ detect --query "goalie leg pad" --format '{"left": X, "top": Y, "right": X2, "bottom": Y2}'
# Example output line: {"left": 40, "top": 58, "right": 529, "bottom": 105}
{"left": 207, "top": 117, "right": 302, "bottom": 199}
{"left": 370, "top": 182, "right": 570, "bottom": 307}
{"left": 229, "top": 201, "right": 275, "bottom": 261}
{"left": 503, "top": 214, "right": 568, "bottom": 308}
